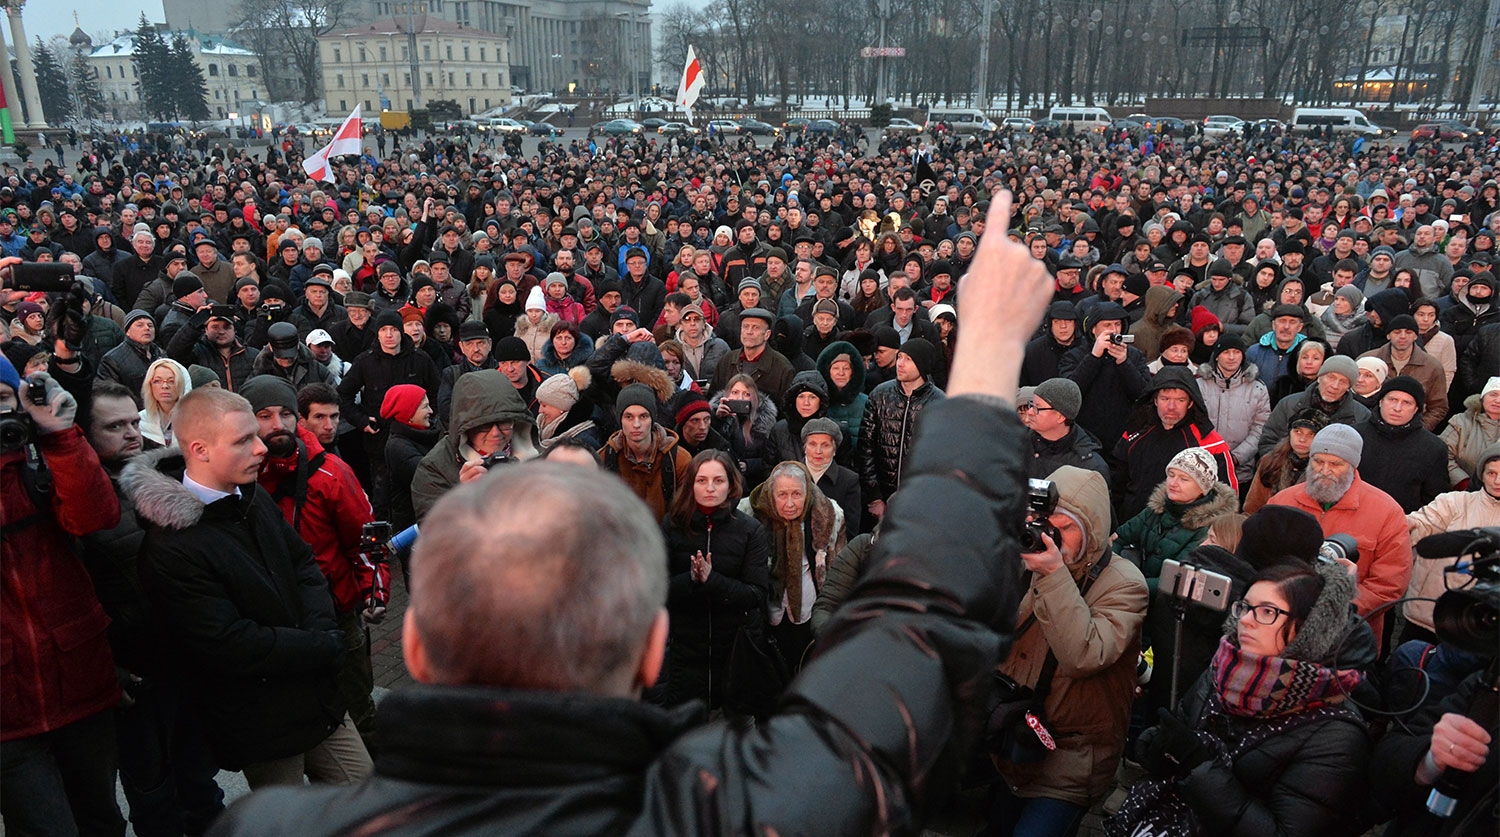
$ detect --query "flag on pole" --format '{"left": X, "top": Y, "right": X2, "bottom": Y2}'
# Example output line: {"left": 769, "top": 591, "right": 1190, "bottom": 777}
{"left": 302, "top": 105, "right": 364, "bottom": 182}
{"left": 675, "top": 46, "right": 705, "bottom": 123}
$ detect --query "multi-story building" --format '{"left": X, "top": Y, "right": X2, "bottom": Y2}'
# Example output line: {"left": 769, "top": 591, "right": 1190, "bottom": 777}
{"left": 318, "top": 17, "right": 512, "bottom": 115}
{"left": 88, "top": 30, "right": 263, "bottom": 120}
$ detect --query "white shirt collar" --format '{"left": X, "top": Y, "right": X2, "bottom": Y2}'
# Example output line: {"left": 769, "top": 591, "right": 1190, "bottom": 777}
{"left": 182, "top": 472, "right": 240, "bottom": 505}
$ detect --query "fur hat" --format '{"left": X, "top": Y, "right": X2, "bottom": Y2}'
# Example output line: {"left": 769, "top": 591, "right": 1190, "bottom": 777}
{"left": 1166, "top": 447, "right": 1219, "bottom": 495}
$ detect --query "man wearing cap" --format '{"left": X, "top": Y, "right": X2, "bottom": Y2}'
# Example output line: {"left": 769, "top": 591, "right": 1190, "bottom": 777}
{"left": 113, "top": 231, "right": 165, "bottom": 311}
{"left": 667, "top": 390, "right": 727, "bottom": 456}
{"left": 1059, "top": 302, "right": 1151, "bottom": 451}
{"left": 857, "top": 338, "right": 944, "bottom": 519}
{"left": 802, "top": 416, "right": 861, "bottom": 539}
{"left": 157, "top": 272, "right": 209, "bottom": 349}
{"left": 305, "top": 330, "right": 347, "bottom": 385}
{"left": 1258, "top": 355, "right": 1369, "bottom": 458}
{"left": 330, "top": 292, "right": 376, "bottom": 364}
{"left": 133, "top": 247, "right": 193, "bottom": 319}
{"left": 1357, "top": 314, "right": 1448, "bottom": 429}
{"left": 1019, "top": 377, "right": 1110, "bottom": 484}
{"left": 291, "top": 269, "right": 348, "bottom": 340}
{"left": 191, "top": 236, "right": 237, "bottom": 306}
{"left": 432, "top": 225, "right": 475, "bottom": 284}
{"left": 1243, "top": 302, "right": 1309, "bottom": 389}
{"left": 710, "top": 306, "right": 796, "bottom": 402}
{"left": 426, "top": 252, "right": 473, "bottom": 321}
{"left": 254, "top": 322, "right": 336, "bottom": 389}
{"left": 166, "top": 293, "right": 255, "bottom": 392}
{"left": 1267, "top": 424, "right": 1412, "bottom": 648}
{"left": 436, "top": 321, "right": 498, "bottom": 421}
{"left": 1351, "top": 375, "right": 1448, "bottom": 513}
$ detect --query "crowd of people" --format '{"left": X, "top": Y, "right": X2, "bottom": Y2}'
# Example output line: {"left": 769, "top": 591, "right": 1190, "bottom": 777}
{"left": 0, "top": 116, "right": 1497, "bottom": 837}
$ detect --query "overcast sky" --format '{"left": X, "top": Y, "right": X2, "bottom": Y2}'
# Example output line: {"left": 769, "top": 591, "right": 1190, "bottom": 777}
{"left": 11, "top": 1, "right": 151, "bottom": 44}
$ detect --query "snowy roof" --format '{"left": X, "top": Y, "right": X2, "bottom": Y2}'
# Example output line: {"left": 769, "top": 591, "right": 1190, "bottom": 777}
{"left": 90, "top": 30, "right": 255, "bottom": 59}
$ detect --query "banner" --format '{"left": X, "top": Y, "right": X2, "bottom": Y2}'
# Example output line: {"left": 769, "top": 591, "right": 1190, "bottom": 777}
{"left": 675, "top": 46, "right": 705, "bottom": 123}
{"left": 302, "top": 105, "right": 363, "bottom": 182}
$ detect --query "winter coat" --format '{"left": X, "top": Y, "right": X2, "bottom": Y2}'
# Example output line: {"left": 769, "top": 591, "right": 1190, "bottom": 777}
{"left": 336, "top": 334, "right": 441, "bottom": 433}
{"left": 1128, "top": 286, "right": 1185, "bottom": 362}
{"left": 1020, "top": 424, "right": 1111, "bottom": 486}
{"left": 710, "top": 346, "right": 797, "bottom": 404}
{"left": 1357, "top": 343, "right": 1449, "bottom": 430}
{"left": 165, "top": 311, "right": 256, "bottom": 392}
{"left": 208, "top": 398, "right": 1038, "bottom": 837}
{"left": 1402, "top": 454, "right": 1500, "bottom": 632}
{"left": 97, "top": 337, "right": 163, "bottom": 400}
{"left": 619, "top": 274, "right": 668, "bottom": 327}
{"left": 857, "top": 378, "right": 945, "bottom": 503}
{"left": 1392, "top": 242, "right": 1452, "bottom": 299}
{"left": 1, "top": 427, "right": 121, "bottom": 742}
{"left": 1334, "top": 288, "right": 1412, "bottom": 359}
{"left": 514, "top": 311, "right": 559, "bottom": 363}
{"left": 675, "top": 334, "right": 730, "bottom": 385}
{"left": 1244, "top": 331, "right": 1305, "bottom": 389}
{"left": 385, "top": 422, "right": 441, "bottom": 534}
{"left": 534, "top": 333, "right": 595, "bottom": 378}
{"left": 996, "top": 466, "right": 1148, "bottom": 807}
{"left": 290, "top": 303, "right": 347, "bottom": 341}
{"left": 1059, "top": 340, "right": 1153, "bottom": 451}
{"left": 1354, "top": 414, "right": 1449, "bottom": 513}
{"left": 121, "top": 449, "right": 346, "bottom": 769}
{"left": 817, "top": 341, "right": 869, "bottom": 464}
{"left": 1021, "top": 333, "right": 1084, "bottom": 387}
{"left": 1188, "top": 281, "right": 1254, "bottom": 336}
{"left": 1114, "top": 482, "right": 1240, "bottom": 593}
{"left": 659, "top": 506, "right": 770, "bottom": 708}
{"left": 599, "top": 426, "right": 693, "bottom": 521}
{"left": 709, "top": 389, "right": 780, "bottom": 488}
{"left": 1440, "top": 395, "right": 1500, "bottom": 485}
{"left": 1258, "top": 382, "right": 1370, "bottom": 459}
{"left": 1268, "top": 474, "right": 1413, "bottom": 647}
{"left": 435, "top": 355, "right": 499, "bottom": 426}
{"left": 251, "top": 344, "right": 336, "bottom": 390}
{"left": 1111, "top": 368, "right": 1237, "bottom": 521}
{"left": 764, "top": 370, "right": 830, "bottom": 466}
{"left": 810, "top": 533, "right": 875, "bottom": 634}
{"left": 1197, "top": 361, "right": 1271, "bottom": 482}
{"left": 411, "top": 370, "right": 540, "bottom": 522}
{"left": 1246, "top": 308, "right": 1327, "bottom": 344}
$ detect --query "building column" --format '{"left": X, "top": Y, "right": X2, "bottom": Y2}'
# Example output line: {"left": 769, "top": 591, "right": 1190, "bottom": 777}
{"left": 0, "top": 19, "right": 20, "bottom": 134}
{"left": 6, "top": 1, "right": 46, "bottom": 128}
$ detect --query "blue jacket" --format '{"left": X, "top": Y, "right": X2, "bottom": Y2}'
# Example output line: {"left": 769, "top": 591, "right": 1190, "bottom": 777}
{"left": 1244, "top": 331, "right": 1304, "bottom": 389}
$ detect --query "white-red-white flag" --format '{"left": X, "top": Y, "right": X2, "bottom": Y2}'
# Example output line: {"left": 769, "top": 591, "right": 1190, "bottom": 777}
{"left": 675, "top": 46, "right": 705, "bottom": 122}
{"left": 302, "top": 105, "right": 363, "bottom": 182}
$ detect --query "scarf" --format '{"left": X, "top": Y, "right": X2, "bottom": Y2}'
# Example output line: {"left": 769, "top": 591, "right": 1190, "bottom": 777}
{"left": 1209, "top": 637, "right": 1362, "bottom": 719}
{"left": 748, "top": 471, "right": 839, "bottom": 624}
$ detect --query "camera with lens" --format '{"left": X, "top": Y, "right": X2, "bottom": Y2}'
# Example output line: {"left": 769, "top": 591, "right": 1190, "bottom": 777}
{"left": 1108, "top": 333, "right": 1135, "bottom": 345}
{"left": 1018, "top": 478, "right": 1061, "bottom": 553}
{"left": 1416, "top": 527, "right": 1500, "bottom": 657}
{"left": 1317, "top": 533, "right": 1359, "bottom": 566}
{"left": 0, "top": 374, "right": 51, "bottom": 451}
{"left": 481, "top": 451, "right": 512, "bottom": 469}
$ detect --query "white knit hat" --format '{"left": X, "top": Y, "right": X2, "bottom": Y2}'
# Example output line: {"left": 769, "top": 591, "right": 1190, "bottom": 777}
{"left": 1166, "top": 447, "right": 1218, "bottom": 495}
{"left": 524, "top": 285, "right": 546, "bottom": 312}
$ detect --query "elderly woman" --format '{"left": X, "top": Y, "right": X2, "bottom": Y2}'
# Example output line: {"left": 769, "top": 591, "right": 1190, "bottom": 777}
{"left": 1440, "top": 377, "right": 1500, "bottom": 487}
{"left": 139, "top": 358, "right": 192, "bottom": 448}
{"left": 742, "top": 460, "right": 846, "bottom": 670}
{"left": 1113, "top": 447, "right": 1240, "bottom": 594}
{"left": 1109, "top": 562, "right": 1370, "bottom": 837}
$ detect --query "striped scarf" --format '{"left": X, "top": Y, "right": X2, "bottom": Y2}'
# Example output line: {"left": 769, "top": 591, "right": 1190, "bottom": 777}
{"left": 1209, "top": 637, "right": 1363, "bottom": 719}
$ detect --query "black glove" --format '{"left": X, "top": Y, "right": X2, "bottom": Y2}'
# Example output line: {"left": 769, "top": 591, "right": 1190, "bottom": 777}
{"left": 1140, "top": 708, "right": 1215, "bottom": 777}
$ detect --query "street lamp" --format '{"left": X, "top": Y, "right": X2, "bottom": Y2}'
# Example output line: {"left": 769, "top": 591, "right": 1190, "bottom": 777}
{"left": 394, "top": 2, "right": 426, "bottom": 110}
{"left": 551, "top": 53, "right": 562, "bottom": 97}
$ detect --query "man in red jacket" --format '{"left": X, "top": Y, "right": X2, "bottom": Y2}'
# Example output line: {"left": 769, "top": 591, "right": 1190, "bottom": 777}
{"left": 241, "top": 375, "right": 387, "bottom": 739}
{"left": 0, "top": 357, "right": 126, "bottom": 835}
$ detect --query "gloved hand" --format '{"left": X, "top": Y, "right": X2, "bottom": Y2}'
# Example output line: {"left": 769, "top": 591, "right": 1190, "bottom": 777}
{"left": 19, "top": 372, "right": 78, "bottom": 434}
{"left": 1140, "top": 708, "right": 1215, "bottom": 777}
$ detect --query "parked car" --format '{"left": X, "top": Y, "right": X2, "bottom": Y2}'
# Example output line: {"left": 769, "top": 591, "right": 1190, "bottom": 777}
{"left": 782, "top": 117, "right": 811, "bottom": 132}
{"left": 1249, "top": 118, "right": 1286, "bottom": 133}
{"left": 1153, "top": 116, "right": 1188, "bottom": 133}
{"left": 1031, "top": 118, "right": 1061, "bottom": 133}
{"left": 1201, "top": 115, "right": 1245, "bottom": 138}
{"left": 640, "top": 118, "right": 669, "bottom": 130}
{"left": 484, "top": 118, "right": 527, "bottom": 134}
{"left": 736, "top": 118, "right": 780, "bottom": 136}
{"left": 658, "top": 122, "right": 701, "bottom": 136}
{"left": 1412, "top": 121, "right": 1478, "bottom": 141}
{"left": 883, "top": 117, "right": 923, "bottom": 136}
{"left": 1107, "top": 117, "right": 1146, "bottom": 135}
{"left": 591, "top": 119, "right": 644, "bottom": 136}
{"left": 806, "top": 119, "right": 840, "bottom": 135}
{"left": 1001, "top": 116, "right": 1035, "bottom": 133}
{"left": 706, "top": 119, "right": 742, "bottom": 135}
{"left": 527, "top": 120, "right": 561, "bottom": 136}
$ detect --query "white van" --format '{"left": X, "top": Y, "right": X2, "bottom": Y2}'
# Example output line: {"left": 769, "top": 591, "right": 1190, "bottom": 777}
{"left": 1048, "top": 106, "right": 1112, "bottom": 133}
{"left": 1289, "top": 108, "right": 1392, "bottom": 137}
{"left": 925, "top": 107, "right": 997, "bottom": 134}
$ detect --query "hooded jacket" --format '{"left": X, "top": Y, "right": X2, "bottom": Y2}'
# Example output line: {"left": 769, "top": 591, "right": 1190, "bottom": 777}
{"left": 1402, "top": 443, "right": 1500, "bottom": 631}
{"left": 1440, "top": 392, "right": 1500, "bottom": 485}
{"left": 120, "top": 449, "right": 345, "bottom": 769}
{"left": 817, "top": 341, "right": 868, "bottom": 464}
{"left": 385, "top": 420, "right": 442, "bottom": 534}
{"left": 1335, "top": 288, "right": 1411, "bottom": 359}
{"left": 1022, "top": 305, "right": 1083, "bottom": 386}
{"left": 600, "top": 424, "right": 693, "bottom": 521}
{"left": 1197, "top": 358, "right": 1271, "bottom": 482}
{"left": 1111, "top": 367, "right": 1238, "bottom": 520}
{"left": 996, "top": 466, "right": 1148, "bottom": 807}
{"left": 411, "top": 369, "right": 539, "bottom": 522}
{"left": 766, "top": 370, "right": 830, "bottom": 465}
{"left": 1188, "top": 278, "right": 1255, "bottom": 336}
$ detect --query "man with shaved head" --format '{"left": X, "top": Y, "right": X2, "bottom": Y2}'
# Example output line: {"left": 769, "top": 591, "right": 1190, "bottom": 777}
{"left": 210, "top": 192, "right": 1057, "bottom": 835}
{"left": 122, "top": 388, "right": 372, "bottom": 789}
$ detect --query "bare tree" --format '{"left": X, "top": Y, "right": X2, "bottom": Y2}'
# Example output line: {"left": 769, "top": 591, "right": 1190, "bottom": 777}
{"left": 234, "top": 0, "right": 349, "bottom": 103}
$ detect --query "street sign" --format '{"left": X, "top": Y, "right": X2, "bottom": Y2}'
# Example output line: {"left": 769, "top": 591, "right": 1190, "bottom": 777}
{"left": 860, "top": 47, "right": 907, "bottom": 58}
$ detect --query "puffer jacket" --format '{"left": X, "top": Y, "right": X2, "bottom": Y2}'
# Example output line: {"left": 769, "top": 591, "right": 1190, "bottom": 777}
{"left": 1, "top": 426, "right": 121, "bottom": 742}
{"left": 1021, "top": 423, "right": 1111, "bottom": 485}
{"left": 411, "top": 369, "right": 539, "bottom": 522}
{"left": 996, "top": 465, "right": 1149, "bottom": 807}
{"left": 658, "top": 505, "right": 770, "bottom": 708}
{"left": 1114, "top": 482, "right": 1240, "bottom": 593}
{"left": 1440, "top": 393, "right": 1500, "bottom": 485}
{"left": 856, "top": 377, "right": 945, "bottom": 502}
{"left": 1196, "top": 360, "right": 1271, "bottom": 483}
{"left": 1402, "top": 444, "right": 1500, "bottom": 632}
{"left": 817, "top": 341, "right": 868, "bottom": 465}
{"left": 121, "top": 449, "right": 345, "bottom": 769}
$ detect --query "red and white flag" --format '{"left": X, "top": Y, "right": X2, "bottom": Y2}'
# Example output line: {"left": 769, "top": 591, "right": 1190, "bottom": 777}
{"left": 675, "top": 46, "right": 705, "bottom": 122}
{"left": 302, "top": 105, "right": 364, "bottom": 182}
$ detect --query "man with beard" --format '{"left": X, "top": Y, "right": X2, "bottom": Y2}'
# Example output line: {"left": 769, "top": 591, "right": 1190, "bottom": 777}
{"left": 1267, "top": 424, "right": 1412, "bottom": 650}
{"left": 668, "top": 391, "right": 728, "bottom": 456}
{"left": 240, "top": 376, "right": 387, "bottom": 742}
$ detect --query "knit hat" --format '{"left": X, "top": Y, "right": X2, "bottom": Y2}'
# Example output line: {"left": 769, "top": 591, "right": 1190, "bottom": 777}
{"left": 737, "top": 277, "right": 762, "bottom": 295}
{"left": 1189, "top": 305, "right": 1222, "bottom": 336}
{"left": 535, "top": 372, "right": 581, "bottom": 412}
{"left": 1032, "top": 377, "right": 1081, "bottom": 421}
{"left": 612, "top": 306, "right": 641, "bottom": 326}
{"left": 898, "top": 337, "right": 937, "bottom": 379}
{"left": 800, "top": 416, "right": 843, "bottom": 446}
{"left": 493, "top": 336, "right": 531, "bottom": 362}
{"left": 1356, "top": 356, "right": 1389, "bottom": 387}
{"left": 929, "top": 303, "right": 957, "bottom": 322}
{"left": 1384, "top": 313, "right": 1419, "bottom": 334}
{"left": 1212, "top": 333, "right": 1248, "bottom": 356}
{"left": 261, "top": 282, "right": 291, "bottom": 303}
{"left": 234, "top": 276, "right": 259, "bottom": 293}
{"left": 1122, "top": 273, "right": 1150, "bottom": 297}
{"left": 671, "top": 392, "right": 712, "bottom": 429}
{"left": 1333, "top": 284, "right": 1365, "bottom": 309}
{"left": 187, "top": 365, "right": 220, "bottom": 390}
{"left": 615, "top": 382, "right": 658, "bottom": 423}
{"left": 1370, "top": 244, "right": 1396, "bottom": 261}
{"left": 1237, "top": 505, "right": 1325, "bottom": 567}
{"left": 1016, "top": 386, "right": 1036, "bottom": 408}
{"left": 124, "top": 309, "right": 155, "bottom": 331}
{"left": 1318, "top": 355, "right": 1359, "bottom": 385}
{"left": 524, "top": 286, "right": 547, "bottom": 311}
{"left": 239, "top": 375, "right": 297, "bottom": 415}
{"left": 409, "top": 273, "right": 435, "bottom": 295}
{"left": 379, "top": 384, "right": 428, "bottom": 425}
{"left": 1483, "top": 376, "right": 1500, "bottom": 399}
{"left": 1378, "top": 374, "right": 1426, "bottom": 410}
{"left": 1166, "top": 447, "right": 1219, "bottom": 495}
{"left": 873, "top": 326, "right": 901, "bottom": 350}
{"left": 398, "top": 304, "right": 425, "bottom": 325}
{"left": 372, "top": 308, "right": 404, "bottom": 334}
{"left": 1310, "top": 423, "right": 1363, "bottom": 467}
{"left": 379, "top": 260, "right": 402, "bottom": 276}
{"left": 544, "top": 271, "right": 570, "bottom": 290}
{"left": 172, "top": 272, "right": 204, "bottom": 299}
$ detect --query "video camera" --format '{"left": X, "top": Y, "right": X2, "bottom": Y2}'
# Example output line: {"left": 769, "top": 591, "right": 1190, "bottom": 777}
{"left": 1416, "top": 527, "right": 1499, "bottom": 657}
{"left": 1018, "top": 479, "right": 1060, "bottom": 553}
{"left": 1317, "top": 533, "right": 1359, "bottom": 567}
{"left": 1108, "top": 333, "right": 1135, "bottom": 345}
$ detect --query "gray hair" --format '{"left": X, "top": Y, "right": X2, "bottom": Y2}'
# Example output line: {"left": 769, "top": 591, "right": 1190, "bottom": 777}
{"left": 410, "top": 462, "right": 666, "bottom": 694}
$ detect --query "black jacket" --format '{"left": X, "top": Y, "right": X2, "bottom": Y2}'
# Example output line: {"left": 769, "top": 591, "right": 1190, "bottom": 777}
{"left": 1354, "top": 414, "right": 1448, "bottom": 513}
{"left": 816, "top": 463, "right": 863, "bottom": 539}
{"left": 121, "top": 450, "right": 346, "bottom": 770}
{"left": 337, "top": 336, "right": 441, "bottom": 432}
{"left": 166, "top": 311, "right": 256, "bottom": 392}
{"left": 1058, "top": 341, "right": 1152, "bottom": 452}
{"left": 1021, "top": 332, "right": 1082, "bottom": 387}
{"left": 1021, "top": 424, "right": 1111, "bottom": 485}
{"left": 205, "top": 396, "right": 1032, "bottom": 837}
{"left": 658, "top": 506, "right": 770, "bottom": 708}
{"left": 96, "top": 337, "right": 163, "bottom": 398}
{"left": 112, "top": 254, "right": 164, "bottom": 309}
{"left": 856, "top": 378, "right": 944, "bottom": 502}
{"left": 385, "top": 422, "right": 441, "bottom": 533}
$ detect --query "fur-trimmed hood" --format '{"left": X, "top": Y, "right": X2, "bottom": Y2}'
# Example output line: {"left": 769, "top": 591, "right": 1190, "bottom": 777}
{"left": 120, "top": 447, "right": 234, "bottom": 531}
{"left": 610, "top": 358, "right": 676, "bottom": 402}
{"left": 1144, "top": 480, "right": 1239, "bottom": 530}
{"left": 1224, "top": 559, "right": 1358, "bottom": 664}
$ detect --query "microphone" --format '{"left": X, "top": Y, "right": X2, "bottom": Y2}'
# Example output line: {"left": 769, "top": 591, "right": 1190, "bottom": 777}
{"left": 1425, "top": 675, "right": 1499, "bottom": 817}
{"left": 1415, "top": 529, "right": 1496, "bottom": 560}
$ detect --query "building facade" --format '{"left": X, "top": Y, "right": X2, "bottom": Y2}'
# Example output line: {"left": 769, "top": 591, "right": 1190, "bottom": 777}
{"left": 88, "top": 30, "right": 263, "bottom": 120}
{"left": 318, "top": 17, "right": 512, "bottom": 115}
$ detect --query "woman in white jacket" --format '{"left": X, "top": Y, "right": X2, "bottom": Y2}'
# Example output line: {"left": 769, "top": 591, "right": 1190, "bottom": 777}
{"left": 139, "top": 357, "right": 192, "bottom": 449}
{"left": 1402, "top": 443, "right": 1500, "bottom": 645}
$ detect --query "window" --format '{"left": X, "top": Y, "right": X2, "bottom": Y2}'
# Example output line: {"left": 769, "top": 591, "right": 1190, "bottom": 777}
{"left": 406, "top": 98, "right": 412, "bottom": 110}
{"left": 426, "top": 72, "right": 434, "bottom": 86}
{"left": 105, "top": 66, "right": 111, "bottom": 79}
{"left": 334, "top": 48, "right": 341, "bottom": 63}
{"left": 214, "top": 90, "right": 220, "bottom": 100}
{"left": 424, "top": 44, "right": 431, "bottom": 60}
{"left": 337, "top": 73, "right": 345, "bottom": 88}
{"left": 480, "top": 47, "right": 486, "bottom": 61}
{"left": 247, "top": 66, "right": 257, "bottom": 77}
{"left": 401, "top": 45, "right": 408, "bottom": 60}
{"left": 482, "top": 71, "right": 487, "bottom": 85}
{"left": 208, "top": 63, "right": 220, "bottom": 76}
{"left": 465, "top": 72, "right": 471, "bottom": 85}
{"left": 365, "top": 100, "right": 372, "bottom": 111}
{"left": 404, "top": 72, "right": 411, "bottom": 85}
{"left": 382, "top": 73, "right": 390, "bottom": 86}
{"left": 379, "top": 46, "right": 387, "bottom": 61}
{"left": 228, "top": 65, "right": 239, "bottom": 77}
{"left": 340, "top": 99, "right": 347, "bottom": 110}
{"left": 358, "top": 47, "right": 367, "bottom": 62}
{"left": 362, "top": 74, "right": 370, "bottom": 87}
{"left": 446, "top": 46, "right": 453, "bottom": 60}
{"left": 448, "top": 72, "right": 455, "bottom": 86}
{"left": 464, "top": 46, "right": 470, "bottom": 60}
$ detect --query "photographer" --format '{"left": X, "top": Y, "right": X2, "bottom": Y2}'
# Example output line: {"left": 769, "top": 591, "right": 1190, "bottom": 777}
{"left": 166, "top": 302, "right": 254, "bottom": 392}
{"left": 988, "top": 465, "right": 1148, "bottom": 836}
{"left": 1, "top": 356, "right": 127, "bottom": 835}
{"left": 410, "top": 368, "right": 539, "bottom": 523}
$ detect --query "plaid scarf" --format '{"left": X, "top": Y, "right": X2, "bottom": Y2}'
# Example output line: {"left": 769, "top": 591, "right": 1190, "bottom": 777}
{"left": 1209, "top": 637, "right": 1363, "bottom": 719}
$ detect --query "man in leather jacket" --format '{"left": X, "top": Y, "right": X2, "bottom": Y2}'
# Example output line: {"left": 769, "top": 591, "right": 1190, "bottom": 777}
{"left": 207, "top": 193, "right": 1056, "bottom": 837}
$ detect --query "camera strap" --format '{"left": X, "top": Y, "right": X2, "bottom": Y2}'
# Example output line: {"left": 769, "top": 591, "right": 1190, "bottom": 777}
{"left": 1025, "top": 550, "right": 1115, "bottom": 702}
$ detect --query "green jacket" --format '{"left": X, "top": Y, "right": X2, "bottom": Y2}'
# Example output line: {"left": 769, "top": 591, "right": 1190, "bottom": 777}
{"left": 1114, "top": 481, "right": 1239, "bottom": 593}
{"left": 411, "top": 369, "right": 538, "bottom": 522}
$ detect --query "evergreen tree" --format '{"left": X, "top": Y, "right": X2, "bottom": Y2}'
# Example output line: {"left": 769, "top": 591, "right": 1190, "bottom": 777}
{"left": 32, "top": 39, "right": 72, "bottom": 124}
{"left": 169, "top": 35, "right": 210, "bottom": 121}
{"left": 130, "top": 14, "right": 174, "bottom": 119}
{"left": 69, "top": 52, "right": 106, "bottom": 122}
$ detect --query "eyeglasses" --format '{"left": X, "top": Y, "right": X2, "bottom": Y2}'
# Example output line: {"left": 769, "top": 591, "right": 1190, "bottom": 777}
{"left": 1231, "top": 600, "right": 1291, "bottom": 625}
{"left": 1023, "top": 404, "right": 1059, "bottom": 414}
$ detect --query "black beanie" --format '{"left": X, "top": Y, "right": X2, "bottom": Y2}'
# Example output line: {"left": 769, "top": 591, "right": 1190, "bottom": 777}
{"left": 1212, "top": 333, "right": 1249, "bottom": 356}
{"left": 1237, "top": 505, "right": 1324, "bottom": 568}
{"left": 1384, "top": 313, "right": 1419, "bottom": 334}
{"left": 172, "top": 272, "right": 204, "bottom": 299}
{"left": 1122, "top": 273, "right": 1150, "bottom": 297}
{"left": 239, "top": 375, "right": 298, "bottom": 415}
{"left": 899, "top": 337, "right": 938, "bottom": 379}
{"left": 372, "top": 308, "right": 404, "bottom": 333}
{"left": 1378, "top": 374, "right": 1426, "bottom": 409}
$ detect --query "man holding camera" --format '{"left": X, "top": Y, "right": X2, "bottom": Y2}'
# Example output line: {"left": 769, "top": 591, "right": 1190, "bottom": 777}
{"left": 241, "top": 376, "right": 386, "bottom": 739}
{"left": 1059, "top": 302, "right": 1151, "bottom": 456}
{"left": 990, "top": 464, "right": 1148, "bottom": 836}
{"left": 411, "top": 368, "right": 540, "bottom": 523}
{"left": 167, "top": 300, "right": 256, "bottom": 392}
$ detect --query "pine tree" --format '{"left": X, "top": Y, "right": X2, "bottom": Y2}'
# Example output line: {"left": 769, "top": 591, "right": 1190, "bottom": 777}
{"left": 32, "top": 39, "right": 72, "bottom": 124}
{"left": 130, "top": 14, "right": 174, "bottom": 119}
{"left": 69, "top": 52, "right": 106, "bottom": 122}
{"left": 169, "top": 35, "right": 210, "bottom": 121}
